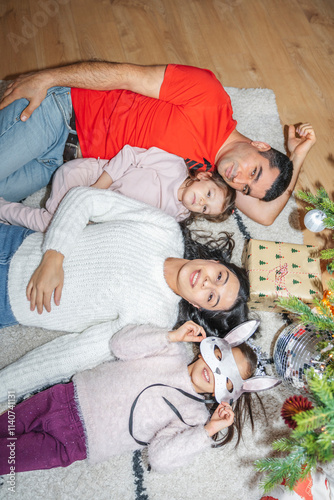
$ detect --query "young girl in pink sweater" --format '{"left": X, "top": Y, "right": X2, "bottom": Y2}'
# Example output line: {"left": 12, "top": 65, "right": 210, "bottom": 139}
{"left": 0, "top": 145, "right": 235, "bottom": 231}
{"left": 0, "top": 320, "right": 280, "bottom": 474}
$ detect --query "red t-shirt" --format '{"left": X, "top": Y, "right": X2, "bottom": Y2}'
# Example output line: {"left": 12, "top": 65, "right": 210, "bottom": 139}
{"left": 71, "top": 64, "right": 237, "bottom": 171}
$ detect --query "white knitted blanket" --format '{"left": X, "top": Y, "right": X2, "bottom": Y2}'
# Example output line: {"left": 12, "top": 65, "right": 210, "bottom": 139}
{"left": 0, "top": 85, "right": 309, "bottom": 500}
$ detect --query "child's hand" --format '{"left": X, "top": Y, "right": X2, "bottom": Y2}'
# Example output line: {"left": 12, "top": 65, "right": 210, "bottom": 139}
{"left": 90, "top": 170, "right": 113, "bottom": 189}
{"left": 287, "top": 123, "right": 316, "bottom": 162}
{"left": 204, "top": 402, "right": 234, "bottom": 437}
{"left": 168, "top": 321, "right": 206, "bottom": 343}
{"left": 26, "top": 250, "right": 64, "bottom": 314}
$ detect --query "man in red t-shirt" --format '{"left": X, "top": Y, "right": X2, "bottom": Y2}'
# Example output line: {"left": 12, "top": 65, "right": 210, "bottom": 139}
{"left": 72, "top": 65, "right": 237, "bottom": 167}
{"left": 0, "top": 61, "right": 315, "bottom": 225}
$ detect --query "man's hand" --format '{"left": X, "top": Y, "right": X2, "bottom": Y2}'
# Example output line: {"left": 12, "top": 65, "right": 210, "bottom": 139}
{"left": 0, "top": 71, "right": 51, "bottom": 121}
{"left": 168, "top": 321, "right": 207, "bottom": 343}
{"left": 236, "top": 122, "right": 316, "bottom": 226}
{"left": 204, "top": 402, "right": 235, "bottom": 436}
{"left": 26, "top": 250, "right": 65, "bottom": 314}
{"left": 288, "top": 123, "right": 316, "bottom": 164}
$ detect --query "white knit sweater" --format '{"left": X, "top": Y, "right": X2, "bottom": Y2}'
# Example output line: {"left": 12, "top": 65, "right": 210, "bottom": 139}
{"left": 74, "top": 324, "right": 213, "bottom": 472}
{"left": 1, "top": 188, "right": 184, "bottom": 401}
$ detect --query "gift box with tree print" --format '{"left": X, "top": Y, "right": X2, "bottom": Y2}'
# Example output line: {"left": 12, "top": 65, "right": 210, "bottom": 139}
{"left": 241, "top": 239, "right": 322, "bottom": 312}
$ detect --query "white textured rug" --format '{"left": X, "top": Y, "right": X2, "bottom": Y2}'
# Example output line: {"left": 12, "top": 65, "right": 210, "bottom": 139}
{"left": 0, "top": 86, "right": 304, "bottom": 500}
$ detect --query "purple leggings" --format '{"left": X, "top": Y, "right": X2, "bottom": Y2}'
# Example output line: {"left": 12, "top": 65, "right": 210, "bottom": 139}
{"left": 0, "top": 382, "right": 87, "bottom": 474}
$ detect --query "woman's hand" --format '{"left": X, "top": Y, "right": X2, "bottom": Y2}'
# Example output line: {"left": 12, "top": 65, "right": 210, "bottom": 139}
{"left": 26, "top": 250, "right": 64, "bottom": 314}
{"left": 204, "top": 402, "right": 235, "bottom": 437}
{"left": 168, "top": 321, "right": 206, "bottom": 343}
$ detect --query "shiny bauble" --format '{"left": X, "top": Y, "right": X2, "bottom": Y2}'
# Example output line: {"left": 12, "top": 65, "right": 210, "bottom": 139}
{"left": 304, "top": 209, "right": 326, "bottom": 232}
{"left": 273, "top": 323, "right": 330, "bottom": 392}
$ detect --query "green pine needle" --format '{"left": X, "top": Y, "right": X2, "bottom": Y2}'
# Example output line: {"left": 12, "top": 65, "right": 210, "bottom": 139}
{"left": 321, "top": 248, "right": 334, "bottom": 258}
{"left": 296, "top": 188, "right": 334, "bottom": 223}
{"left": 278, "top": 296, "right": 334, "bottom": 331}
{"left": 271, "top": 437, "right": 295, "bottom": 452}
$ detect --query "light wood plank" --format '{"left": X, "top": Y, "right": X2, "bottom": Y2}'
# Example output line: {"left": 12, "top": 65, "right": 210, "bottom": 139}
{"left": 0, "top": 0, "right": 37, "bottom": 76}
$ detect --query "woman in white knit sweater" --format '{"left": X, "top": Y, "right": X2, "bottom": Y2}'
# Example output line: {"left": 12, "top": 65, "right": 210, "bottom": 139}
{"left": 0, "top": 187, "right": 249, "bottom": 401}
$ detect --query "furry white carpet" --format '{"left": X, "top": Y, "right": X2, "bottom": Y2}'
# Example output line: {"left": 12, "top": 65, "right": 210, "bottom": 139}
{"left": 0, "top": 85, "right": 313, "bottom": 500}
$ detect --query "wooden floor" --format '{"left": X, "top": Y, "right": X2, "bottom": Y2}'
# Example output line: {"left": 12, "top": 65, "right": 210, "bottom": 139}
{"left": 1, "top": 0, "right": 333, "bottom": 280}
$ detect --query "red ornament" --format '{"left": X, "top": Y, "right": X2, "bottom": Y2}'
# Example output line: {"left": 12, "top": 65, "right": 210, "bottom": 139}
{"left": 281, "top": 395, "right": 313, "bottom": 429}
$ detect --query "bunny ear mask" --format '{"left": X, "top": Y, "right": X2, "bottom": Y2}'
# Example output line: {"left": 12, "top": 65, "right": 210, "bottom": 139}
{"left": 241, "top": 376, "right": 281, "bottom": 393}
{"left": 200, "top": 320, "right": 281, "bottom": 404}
{"left": 224, "top": 319, "right": 260, "bottom": 347}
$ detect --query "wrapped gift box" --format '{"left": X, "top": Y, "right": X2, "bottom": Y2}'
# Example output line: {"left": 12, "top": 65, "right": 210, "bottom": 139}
{"left": 241, "top": 239, "right": 322, "bottom": 312}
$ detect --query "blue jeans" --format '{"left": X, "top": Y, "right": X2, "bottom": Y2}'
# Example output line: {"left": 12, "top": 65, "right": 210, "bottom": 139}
{"left": 0, "top": 224, "right": 34, "bottom": 328}
{"left": 0, "top": 86, "right": 72, "bottom": 201}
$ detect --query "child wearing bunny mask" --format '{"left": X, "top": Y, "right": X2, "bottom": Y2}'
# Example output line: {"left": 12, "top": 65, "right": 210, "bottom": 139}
{"left": 0, "top": 320, "right": 280, "bottom": 474}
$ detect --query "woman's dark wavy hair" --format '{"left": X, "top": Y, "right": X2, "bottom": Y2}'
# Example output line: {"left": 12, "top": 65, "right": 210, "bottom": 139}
{"left": 175, "top": 223, "right": 250, "bottom": 337}
{"left": 203, "top": 342, "right": 266, "bottom": 447}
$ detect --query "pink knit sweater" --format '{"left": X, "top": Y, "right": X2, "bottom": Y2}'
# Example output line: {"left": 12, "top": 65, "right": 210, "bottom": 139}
{"left": 73, "top": 324, "right": 213, "bottom": 472}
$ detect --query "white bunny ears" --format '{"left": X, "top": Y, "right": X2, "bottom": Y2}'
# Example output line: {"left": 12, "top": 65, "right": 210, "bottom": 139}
{"left": 200, "top": 320, "right": 281, "bottom": 404}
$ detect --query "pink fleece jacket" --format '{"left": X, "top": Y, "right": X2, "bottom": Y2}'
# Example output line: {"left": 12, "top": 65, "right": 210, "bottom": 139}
{"left": 73, "top": 324, "right": 213, "bottom": 473}
{"left": 0, "top": 145, "right": 189, "bottom": 231}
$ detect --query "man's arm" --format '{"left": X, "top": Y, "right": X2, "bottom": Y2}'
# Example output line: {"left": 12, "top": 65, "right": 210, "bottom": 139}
{"left": 235, "top": 123, "right": 316, "bottom": 225}
{"left": 0, "top": 61, "right": 167, "bottom": 121}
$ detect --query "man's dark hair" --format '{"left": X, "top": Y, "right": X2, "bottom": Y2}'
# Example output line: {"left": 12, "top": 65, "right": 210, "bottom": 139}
{"left": 260, "top": 148, "right": 293, "bottom": 202}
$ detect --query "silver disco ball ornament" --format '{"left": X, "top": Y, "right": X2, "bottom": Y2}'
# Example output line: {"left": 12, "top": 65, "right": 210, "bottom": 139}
{"left": 304, "top": 209, "right": 326, "bottom": 232}
{"left": 273, "top": 323, "right": 330, "bottom": 392}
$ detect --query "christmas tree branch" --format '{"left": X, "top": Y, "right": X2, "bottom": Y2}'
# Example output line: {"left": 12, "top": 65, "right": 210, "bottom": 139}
{"left": 296, "top": 188, "right": 334, "bottom": 223}
{"left": 278, "top": 296, "right": 334, "bottom": 331}
{"left": 255, "top": 449, "right": 314, "bottom": 492}
{"left": 255, "top": 370, "right": 334, "bottom": 492}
